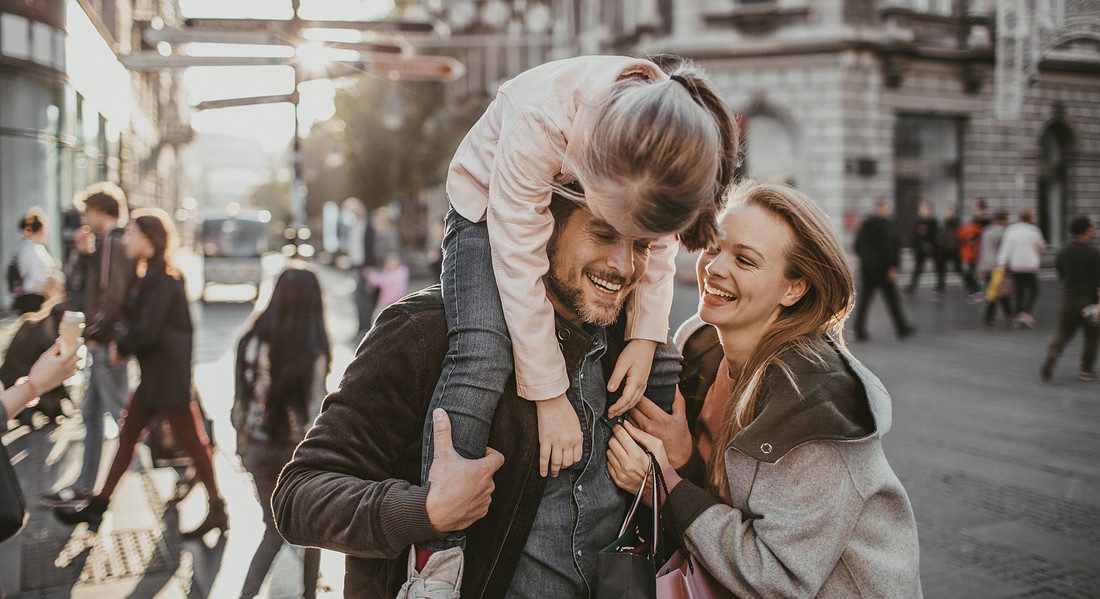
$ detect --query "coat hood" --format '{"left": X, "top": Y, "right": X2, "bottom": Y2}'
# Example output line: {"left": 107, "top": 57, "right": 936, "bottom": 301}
{"left": 675, "top": 315, "right": 893, "bottom": 464}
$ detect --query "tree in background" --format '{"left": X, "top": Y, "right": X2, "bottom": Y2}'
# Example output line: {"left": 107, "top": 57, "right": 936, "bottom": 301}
{"left": 301, "top": 77, "right": 464, "bottom": 251}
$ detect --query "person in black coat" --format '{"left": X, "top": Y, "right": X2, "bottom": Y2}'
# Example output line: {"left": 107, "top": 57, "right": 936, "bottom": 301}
{"left": 55, "top": 209, "right": 227, "bottom": 538}
{"left": 853, "top": 200, "right": 914, "bottom": 341}
{"left": 906, "top": 199, "right": 938, "bottom": 293}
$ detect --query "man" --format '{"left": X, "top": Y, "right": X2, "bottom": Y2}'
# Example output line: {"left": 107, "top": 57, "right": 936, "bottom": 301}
{"left": 853, "top": 199, "right": 914, "bottom": 341}
{"left": 42, "top": 182, "right": 135, "bottom": 505}
{"left": 1041, "top": 216, "right": 1099, "bottom": 382}
{"left": 273, "top": 196, "right": 680, "bottom": 598}
{"left": 905, "top": 199, "right": 938, "bottom": 294}
{"left": 935, "top": 205, "right": 980, "bottom": 298}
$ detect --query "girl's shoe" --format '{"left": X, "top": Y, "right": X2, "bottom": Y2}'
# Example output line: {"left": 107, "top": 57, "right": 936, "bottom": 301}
{"left": 53, "top": 496, "right": 108, "bottom": 529}
{"left": 181, "top": 497, "right": 229, "bottom": 539}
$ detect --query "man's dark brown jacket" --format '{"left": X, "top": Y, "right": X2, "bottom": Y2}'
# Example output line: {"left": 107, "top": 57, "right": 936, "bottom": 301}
{"left": 272, "top": 286, "right": 634, "bottom": 598}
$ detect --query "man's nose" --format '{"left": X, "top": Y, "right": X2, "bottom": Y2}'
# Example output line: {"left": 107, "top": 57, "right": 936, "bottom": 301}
{"left": 607, "top": 240, "right": 635, "bottom": 276}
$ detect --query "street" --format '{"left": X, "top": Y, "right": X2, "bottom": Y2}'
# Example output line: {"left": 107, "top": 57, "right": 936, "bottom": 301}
{"left": 2, "top": 263, "right": 1098, "bottom": 598}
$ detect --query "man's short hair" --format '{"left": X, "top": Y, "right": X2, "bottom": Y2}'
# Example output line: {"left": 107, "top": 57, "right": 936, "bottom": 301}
{"left": 75, "top": 182, "right": 128, "bottom": 224}
{"left": 549, "top": 192, "right": 583, "bottom": 239}
{"left": 1070, "top": 215, "right": 1093, "bottom": 237}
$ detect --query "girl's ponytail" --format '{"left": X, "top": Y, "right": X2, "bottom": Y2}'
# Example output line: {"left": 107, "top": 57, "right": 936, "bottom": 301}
{"left": 663, "top": 62, "right": 740, "bottom": 251}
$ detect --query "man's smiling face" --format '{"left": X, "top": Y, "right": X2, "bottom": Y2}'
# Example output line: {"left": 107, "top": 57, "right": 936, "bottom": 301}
{"left": 546, "top": 203, "right": 656, "bottom": 326}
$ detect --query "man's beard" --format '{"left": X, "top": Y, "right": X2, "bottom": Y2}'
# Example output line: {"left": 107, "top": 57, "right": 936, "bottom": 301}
{"left": 546, "top": 263, "right": 631, "bottom": 327}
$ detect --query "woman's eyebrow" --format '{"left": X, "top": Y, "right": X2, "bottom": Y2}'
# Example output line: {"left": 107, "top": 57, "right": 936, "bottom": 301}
{"left": 734, "top": 243, "right": 766, "bottom": 263}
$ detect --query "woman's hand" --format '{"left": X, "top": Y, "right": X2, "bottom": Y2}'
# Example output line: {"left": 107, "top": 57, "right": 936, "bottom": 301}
{"left": 625, "top": 389, "right": 693, "bottom": 469}
{"left": 607, "top": 421, "right": 681, "bottom": 502}
{"left": 28, "top": 341, "right": 79, "bottom": 395}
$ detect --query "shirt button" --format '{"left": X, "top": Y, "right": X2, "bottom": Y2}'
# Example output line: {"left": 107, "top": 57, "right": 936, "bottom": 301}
{"left": 760, "top": 443, "right": 773, "bottom": 454}
{"left": 577, "top": 550, "right": 583, "bottom": 556}
{"left": 577, "top": 484, "right": 583, "bottom": 491}
{"left": 557, "top": 329, "right": 571, "bottom": 341}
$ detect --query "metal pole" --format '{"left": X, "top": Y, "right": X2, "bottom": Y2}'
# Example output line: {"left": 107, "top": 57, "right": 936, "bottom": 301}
{"left": 290, "top": 0, "right": 306, "bottom": 229}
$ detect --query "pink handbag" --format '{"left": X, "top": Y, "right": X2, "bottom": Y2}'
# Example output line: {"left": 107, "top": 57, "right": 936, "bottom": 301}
{"left": 656, "top": 550, "right": 733, "bottom": 599}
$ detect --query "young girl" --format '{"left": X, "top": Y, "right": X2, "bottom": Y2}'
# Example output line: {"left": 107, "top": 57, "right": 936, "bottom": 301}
{"left": 416, "top": 55, "right": 737, "bottom": 575}
{"left": 55, "top": 209, "right": 226, "bottom": 538}
{"left": 234, "top": 265, "right": 330, "bottom": 599}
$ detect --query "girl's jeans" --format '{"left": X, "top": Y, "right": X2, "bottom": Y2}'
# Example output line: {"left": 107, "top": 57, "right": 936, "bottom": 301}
{"left": 420, "top": 209, "right": 514, "bottom": 549}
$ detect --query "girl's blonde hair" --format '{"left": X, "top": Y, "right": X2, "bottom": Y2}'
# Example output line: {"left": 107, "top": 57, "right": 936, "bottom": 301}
{"left": 708, "top": 180, "right": 855, "bottom": 496}
{"left": 562, "top": 59, "right": 738, "bottom": 252}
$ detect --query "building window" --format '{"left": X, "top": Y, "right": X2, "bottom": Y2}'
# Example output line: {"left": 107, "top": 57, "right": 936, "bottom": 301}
{"left": 742, "top": 111, "right": 798, "bottom": 186}
{"left": 1, "top": 13, "right": 31, "bottom": 60}
{"left": 893, "top": 113, "right": 963, "bottom": 245}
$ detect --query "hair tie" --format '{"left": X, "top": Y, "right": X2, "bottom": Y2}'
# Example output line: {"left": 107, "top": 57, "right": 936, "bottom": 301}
{"left": 670, "top": 74, "right": 703, "bottom": 105}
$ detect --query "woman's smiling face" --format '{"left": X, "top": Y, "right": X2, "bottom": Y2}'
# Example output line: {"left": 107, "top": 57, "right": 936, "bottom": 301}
{"left": 696, "top": 202, "right": 805, "bottom": 336}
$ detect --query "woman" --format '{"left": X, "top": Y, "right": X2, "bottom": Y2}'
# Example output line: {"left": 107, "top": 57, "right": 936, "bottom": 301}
{"left": 608, "top": 181, "right": 922, "bottom": 597}
{"left": 234, "top": 265, "right": 330, "bottom": 599}
{"left": 55, "top": 208, "right": 227, "bottom": 538}
{"left": 996, "top": 208, "right": 1046, "bottom": 328}
{"left": 9, "top": 208, "right": 61, "bottom": 314}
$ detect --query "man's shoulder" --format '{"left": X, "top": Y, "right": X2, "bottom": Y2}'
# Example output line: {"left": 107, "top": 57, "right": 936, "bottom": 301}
{"left": 365, "top": 285, "right": 446, "bottom": 346}
{"left": 378, "top": 285, "right": 443, "bottom": 319}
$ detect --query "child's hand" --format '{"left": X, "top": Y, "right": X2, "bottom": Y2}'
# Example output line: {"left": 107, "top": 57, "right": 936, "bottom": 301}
{"left": 606, "top": 339, "right": 657, "bottom": 419}
{"left": 535, "top": 394, "right": 583, "bottom": 478}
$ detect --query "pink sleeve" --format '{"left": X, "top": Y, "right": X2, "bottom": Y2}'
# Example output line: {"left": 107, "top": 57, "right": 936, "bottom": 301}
{"left": 626, "top": 235, "right": 677, "bottom": 343}
{"left": 485, "top": 99, "right": 569, "bottom": 401}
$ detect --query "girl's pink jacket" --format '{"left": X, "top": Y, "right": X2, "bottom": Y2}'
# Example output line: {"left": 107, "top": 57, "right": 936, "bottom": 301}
{"left": 447, "top": 55, "right": 677, "bottom": 401}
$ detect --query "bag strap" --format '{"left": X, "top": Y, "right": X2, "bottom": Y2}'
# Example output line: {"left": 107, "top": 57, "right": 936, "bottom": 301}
{"left": 617, "top": 458, "right": 653, "bottom": 539}
{"left": 615, "top": 453, "right": 670, "bottom": 562}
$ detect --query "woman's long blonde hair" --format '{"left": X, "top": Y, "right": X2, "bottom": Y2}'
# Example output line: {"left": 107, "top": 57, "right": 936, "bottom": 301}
{"left": 708, "top": 181, "right": 855, "bottom": 495}
{"left": 562, "top": 59, "right": 738, "bottom": 252}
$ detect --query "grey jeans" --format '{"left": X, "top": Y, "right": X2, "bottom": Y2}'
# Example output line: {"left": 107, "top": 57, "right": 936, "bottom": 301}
{"left": 75, "top": 344, "right": 130, "bottom": 493}
{"left": 420, "top": 209, "right": 514, "bottom": 549}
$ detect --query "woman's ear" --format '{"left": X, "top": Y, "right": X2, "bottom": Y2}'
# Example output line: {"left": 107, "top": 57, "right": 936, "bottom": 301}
{"left": 779, "top": 278, "right": 808, "bottom": 308}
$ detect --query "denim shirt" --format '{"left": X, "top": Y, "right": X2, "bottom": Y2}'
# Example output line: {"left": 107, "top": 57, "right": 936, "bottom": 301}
{"left": 506, "top": 324, "right": 637, "bottom": 598}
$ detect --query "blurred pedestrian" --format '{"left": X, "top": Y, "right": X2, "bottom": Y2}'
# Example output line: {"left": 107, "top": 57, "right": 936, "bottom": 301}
{"left": 905, "top": 199, "right": 938, "bottom": 294}
{"left": 958, "top": 205, "right": 986, "bottom": 302}
{"left": 979, "top": 210, "right": 1013, "bottom": 325}
{"left": 854, "top": 200, "right": 914, "bottom": 341}
{"left": 997, "top": 209, "right": 1046, "bottom": 328}
{"left": 42, "top": 183, "right": 136, "bottom": 507}
{"left": 1041, "top": 216, "right": 1099, "bottom": 382}
{"left": 936, "top": 206, "right": 979, "bottom": 298}
{"left": 8, "top": 208, "right": 61, "bottom": 314}
{"left": 367, "top": 253, "right": 410, "bottom": 312}
{"left": 1, "top": 273, "right": 72, "bottom": 423}
{"left": 972, "top": 198, "right": 992, "bottom": 228}
{"left": 234, "top": 265, "right": 329, "bottom": 598}
{"left": 54, "top": 209, "right": 226, "bottom": 538}
{"left": 1, "top": 342, "right": 79, "bottom": 421}
{"left": 343, "top": 198, "right": 374, "bottom": 334}
{"left": 363, "top": 207, "right": 400, "bottom": 324}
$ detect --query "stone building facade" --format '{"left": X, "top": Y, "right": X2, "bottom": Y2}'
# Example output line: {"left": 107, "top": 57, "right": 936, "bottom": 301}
{"left": 639, "top": 0, "right": 1100, "bottom": 248}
